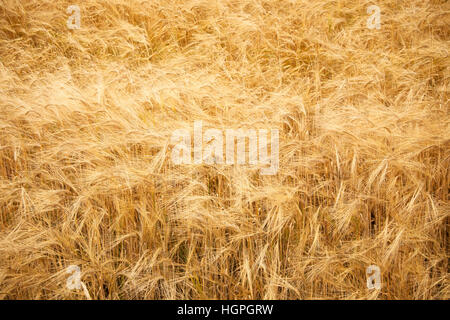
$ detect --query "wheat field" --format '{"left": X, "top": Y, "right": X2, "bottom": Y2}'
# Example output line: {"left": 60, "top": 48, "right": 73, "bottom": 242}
{"left": 0, "top": 0, "right": 448, "bottom": 300}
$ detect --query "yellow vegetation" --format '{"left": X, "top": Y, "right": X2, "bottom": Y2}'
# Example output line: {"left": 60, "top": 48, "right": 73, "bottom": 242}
{"left": 0, "top": 0, "right": 448, "bottom": 299}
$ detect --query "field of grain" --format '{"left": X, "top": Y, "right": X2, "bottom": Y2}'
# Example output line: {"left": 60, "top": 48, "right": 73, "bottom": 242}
{"left": 0, "top": 0, "right": 448, "bottom": 299}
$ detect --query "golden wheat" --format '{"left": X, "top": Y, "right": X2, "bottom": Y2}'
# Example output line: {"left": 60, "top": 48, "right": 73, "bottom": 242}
{"left": 0, "top": 0, "right": 448, "bottom": 299}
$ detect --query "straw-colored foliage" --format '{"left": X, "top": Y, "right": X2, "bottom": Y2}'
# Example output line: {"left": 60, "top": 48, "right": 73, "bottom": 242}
{"left": 0, "top": 0, "right": 448, "bottom": 299}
